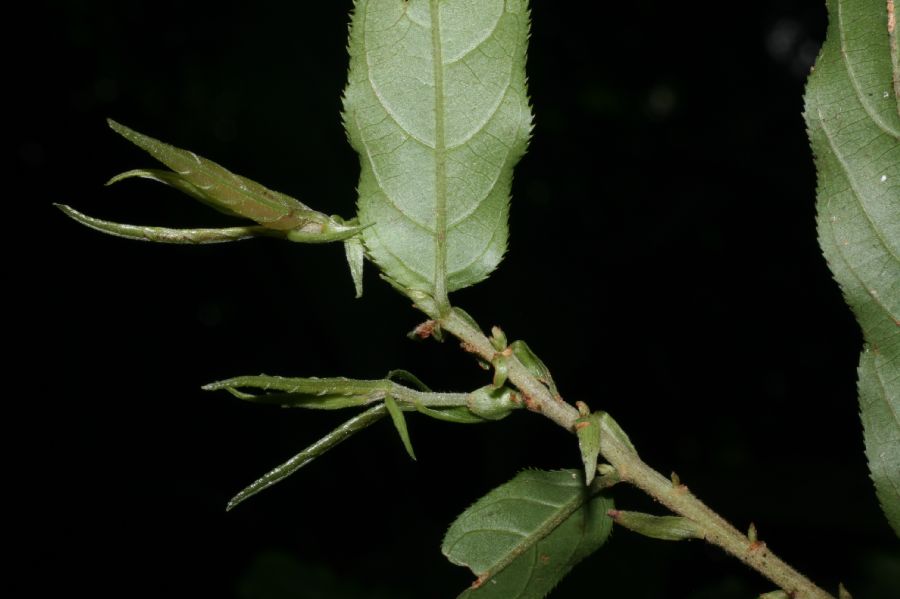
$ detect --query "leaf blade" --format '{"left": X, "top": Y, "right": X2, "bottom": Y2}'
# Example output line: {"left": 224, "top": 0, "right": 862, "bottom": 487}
{"left": 805, "top": 0, "right": 900, "bottom": 536}
{"left": 343, "top": 0, "right": 532, "bottom": 298}
{"left": 442, "top": 469, "right": 614, "bottom": 598}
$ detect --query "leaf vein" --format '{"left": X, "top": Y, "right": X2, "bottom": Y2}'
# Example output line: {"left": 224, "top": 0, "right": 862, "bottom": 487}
{"left": 837, "top": 0, "right": 900, "bottom": 138}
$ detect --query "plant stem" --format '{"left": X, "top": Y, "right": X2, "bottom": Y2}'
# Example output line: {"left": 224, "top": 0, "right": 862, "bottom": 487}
{"left": 439, "top": 307, "right": 835, "bottom": 599}
{"left": 389, "top": 384, "right": 470, "bottom": 408}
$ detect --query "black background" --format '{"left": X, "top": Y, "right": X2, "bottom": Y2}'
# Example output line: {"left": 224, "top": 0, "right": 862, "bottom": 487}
{"left": 15, "top": 1, "right": 899, "bottom": 597}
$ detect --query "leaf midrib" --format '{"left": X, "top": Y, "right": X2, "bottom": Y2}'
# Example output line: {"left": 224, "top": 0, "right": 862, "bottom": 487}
{"left": 430, "top": 0, "right": 450, "bottom": 308}
{"left": 447, "top": 484, "right": 586, "bottom": 582}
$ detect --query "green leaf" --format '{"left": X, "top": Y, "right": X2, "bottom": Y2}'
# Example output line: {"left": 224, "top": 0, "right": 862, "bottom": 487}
{"left": 384, "top": 394, "right": 417, "bottom": 460}
{"left": 226, "top": 404, "right": 387, "bottom": 511}
{"left": 442, "top": 469, "right": 614, "bottom": 598}
{"left": 804, "top": 0, "right": 900, "bottom": 537}
{"left": 343, "top": 0, "right": 533, "bottom": 308}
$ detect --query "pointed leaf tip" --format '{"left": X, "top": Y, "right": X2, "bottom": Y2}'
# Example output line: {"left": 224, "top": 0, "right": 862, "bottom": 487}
{"left": 384, "top": 395, "right": 416, "bottom": 461}
{"left": 575, "top": 413, "right": 602, "bottom": 485}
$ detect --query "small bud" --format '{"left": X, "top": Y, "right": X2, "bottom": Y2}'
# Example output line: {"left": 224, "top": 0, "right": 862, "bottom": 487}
{"left": 597, "top": 463, "right": 616, "bottom": 476}
{"left": 576, "top": 401, "right": 590, "bottom": 417}
{"left": 748, "top": 522, "right": 758, "bottom": 544}
{"left": 490, "top": 326, "right": 508, "bottom": 351}
{"left": 466, "top": 385, "right": 519, "bottom": 420}
{"left": 408, "top": 320, "right": 437, "bottom": 340}
{"left": 838, "top": 583, "right": 853, "bottom": 599}
{"left": 671, "top": 472, "right": 681, "bottom": 487}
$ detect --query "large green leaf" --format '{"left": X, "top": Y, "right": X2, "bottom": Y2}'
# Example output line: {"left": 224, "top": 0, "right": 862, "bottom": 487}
{"left": 342, "top": 0, "right": 533, "bottom": 304}
{"left": 442, "top": 469, "right": 614, "bottom": 598}
{"left": 805, "top": 0, "right": 900, "bottom": 536}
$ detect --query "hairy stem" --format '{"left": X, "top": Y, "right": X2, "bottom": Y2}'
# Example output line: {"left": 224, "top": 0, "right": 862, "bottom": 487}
{"left": 390, "top": 384, "right": 470, "bottom": 408}
{"left": 438, "top": 306, "right": 835, "bottom": 599}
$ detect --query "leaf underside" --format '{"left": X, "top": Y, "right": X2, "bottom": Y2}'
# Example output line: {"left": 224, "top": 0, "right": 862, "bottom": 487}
{"left": 805, "top": 0, "right": 900, "bottom": 536}
{"left": 442, "top": 469, "right": 614, "bottom": 599}
{"left": 343, "top": 0, "right": 533, "bottom": 297}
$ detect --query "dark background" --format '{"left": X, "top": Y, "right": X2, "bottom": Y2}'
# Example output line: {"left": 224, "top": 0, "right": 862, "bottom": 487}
{"left": 15, "top": 0, "right": 898, "bottom": 597}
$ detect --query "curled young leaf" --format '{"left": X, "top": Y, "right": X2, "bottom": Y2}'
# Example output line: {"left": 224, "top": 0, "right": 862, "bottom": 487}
{"left": 64, "top": 119, "right": 364, "bottom": 245}
{"left": 55, "top": 204, "right": 276, "bottom": 244}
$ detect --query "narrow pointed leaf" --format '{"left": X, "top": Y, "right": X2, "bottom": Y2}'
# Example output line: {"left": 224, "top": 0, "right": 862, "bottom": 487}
{"left": 442, "top": 469, "right": 614, "bottom": 599}
{"left": 575, "top": 413, "right": 602, "bottom": 485}
{"left": 343, "top": 0, "right": 533, "bottom": 301}
{"left": 384, "top": 394, "right": 416, "bottom": 460}
{"left": 203, "top": 375, "right": 390, "bottom": 409}
{"left": 226, "top": 404, "right": 387, "bottom": 510}
{"left": 805, "top": 0, "right": 900, "bottom": 537}
{"left": 56, "top": 203, "right": 275, "bottom": 244}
